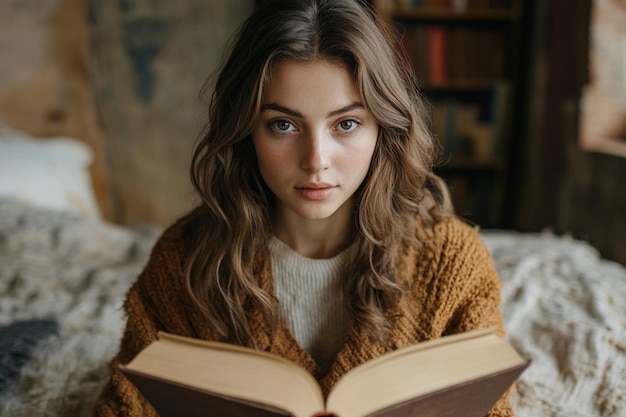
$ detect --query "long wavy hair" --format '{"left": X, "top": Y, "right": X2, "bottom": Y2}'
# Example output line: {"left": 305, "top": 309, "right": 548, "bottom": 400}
{"left": 187, "top": 0, "right": 453, "bottom": 347}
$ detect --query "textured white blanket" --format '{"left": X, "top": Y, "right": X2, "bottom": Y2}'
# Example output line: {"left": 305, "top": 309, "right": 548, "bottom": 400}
{"left": 482, "top": 231, "right": 626, "bottom": 417}
{"left": 0, "top": 199, "right": 160, "bottom": 416}
{"left": 0, "top": 198, "right": 625, "bottom": 417}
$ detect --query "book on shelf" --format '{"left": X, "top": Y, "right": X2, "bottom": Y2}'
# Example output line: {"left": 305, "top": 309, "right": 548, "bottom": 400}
{"left": 405, "top": 26, "right": 429, "bottom": 81}
{"left": 429, "top": 81, "right": 510, "bottom": 162}
{"left": 431, "top": 97, "right": 488, "bottom": 160}
{"left": 401, "top": 24, "right": 508, "bottom": 84}
{"left": 485, "top": 80, "right": 510, "bottom": 158}
{"left": 427, "top": 26, "right": 448, "bottom": 84}
{"left": 120, "top": 327, "right": 529, "bottom": 417}
{"left": 399, "top": 0, "right": 513, "bottom": 10}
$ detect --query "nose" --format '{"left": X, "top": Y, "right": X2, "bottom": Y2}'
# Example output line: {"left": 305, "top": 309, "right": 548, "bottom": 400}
{"left": 300, "top": 130, "right": 330, "bottom": 172}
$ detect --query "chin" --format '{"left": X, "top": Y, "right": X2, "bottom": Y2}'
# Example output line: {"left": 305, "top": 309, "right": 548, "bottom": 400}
{"left": 298, "top": 211, "right": 337, "bottom": 221}
{"left": 293, "top": 206, "right": 341, "bottom": 221}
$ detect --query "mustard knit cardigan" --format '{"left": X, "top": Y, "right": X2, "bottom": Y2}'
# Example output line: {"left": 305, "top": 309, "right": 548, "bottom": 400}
{"left": 94, "top": 215, "right": 515, "bottom": 417}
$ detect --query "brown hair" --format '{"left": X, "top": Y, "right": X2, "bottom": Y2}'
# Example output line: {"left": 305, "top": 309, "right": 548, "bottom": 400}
{"left": 188, "top": 0, "right": 452, "bottom": 346}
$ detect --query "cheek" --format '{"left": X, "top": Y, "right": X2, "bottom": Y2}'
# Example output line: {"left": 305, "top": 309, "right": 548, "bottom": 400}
{"left": 254, "top": 142, "right": 280, "bottom": 167}
{"left": 349, "top": 138, "right": 377, "bottom": 177}
{"left": 251, "top": 131, "right": 271, "bottom": 165}
{"left": 357, "top": 150, "right": 375, "bottom": 180}
{"left": 251, "top": 140, "right": 287, "bottom": 185}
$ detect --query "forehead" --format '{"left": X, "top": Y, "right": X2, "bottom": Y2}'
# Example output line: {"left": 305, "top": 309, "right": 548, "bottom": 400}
{"left": 262, "top": 59, "right": 361, "bottom": 109}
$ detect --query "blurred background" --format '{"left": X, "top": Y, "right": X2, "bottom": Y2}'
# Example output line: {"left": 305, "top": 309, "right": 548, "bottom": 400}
{"left": 0, "top": 0, "right": 624, "bottom": 265}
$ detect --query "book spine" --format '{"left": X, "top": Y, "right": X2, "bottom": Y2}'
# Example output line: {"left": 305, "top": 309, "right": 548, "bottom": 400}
{"left": 443, "top": 98, "right": 457, "bottom": 155}
{"left": 427, "top": 26, "right": 448, "bottom": 84}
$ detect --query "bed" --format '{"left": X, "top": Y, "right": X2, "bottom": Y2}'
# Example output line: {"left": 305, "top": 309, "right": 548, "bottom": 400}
{"left": 1, "top": 131, "right": 625, "bottom": 417}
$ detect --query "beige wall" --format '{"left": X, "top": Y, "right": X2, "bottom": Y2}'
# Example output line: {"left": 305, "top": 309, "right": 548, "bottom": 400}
{"left": 0, "top": 0, "right": 254, "bottom": 226}
{"left": 0, "top": 0, "right": 113, "bottom": 219}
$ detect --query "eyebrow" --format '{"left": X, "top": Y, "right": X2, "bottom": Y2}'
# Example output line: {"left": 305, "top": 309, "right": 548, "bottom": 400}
{"left": 260, "top": 102, "right": 365, "bottom": 118}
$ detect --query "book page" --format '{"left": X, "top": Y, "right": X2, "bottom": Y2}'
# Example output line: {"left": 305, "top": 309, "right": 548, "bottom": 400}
{"left": 124, "top": 333, "right": 325, "bottom": 417}
{"left": 326, "top": 329, "right": 525, "bottom": 417}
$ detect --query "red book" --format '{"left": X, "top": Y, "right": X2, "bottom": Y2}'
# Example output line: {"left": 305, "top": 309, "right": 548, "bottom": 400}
{"left": 427, "top": 26, "right": 448, "bottom": 84}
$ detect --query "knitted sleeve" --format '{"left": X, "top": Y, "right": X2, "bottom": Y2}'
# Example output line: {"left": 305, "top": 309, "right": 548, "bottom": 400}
{"left": 424, "top": 218, "right": 516, "bottom": 417}
{"left": 93, "top": 219, "right": 211, "bottom": 417}
{"left": 438, "top": 221, "right": 505, "bottom": 336}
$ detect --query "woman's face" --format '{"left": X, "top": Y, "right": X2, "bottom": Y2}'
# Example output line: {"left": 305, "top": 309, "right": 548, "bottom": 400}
{"left": 251, "top": 59, "right": 378, "bottom": 225}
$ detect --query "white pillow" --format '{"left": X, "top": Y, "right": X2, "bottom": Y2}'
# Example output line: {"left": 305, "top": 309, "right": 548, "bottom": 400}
{"left": 0, "top": 127, "right": 101, "bottom": 218}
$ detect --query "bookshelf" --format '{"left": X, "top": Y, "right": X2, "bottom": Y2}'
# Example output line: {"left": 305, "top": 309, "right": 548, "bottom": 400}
{"left": 374, "top": 0, "right": 525, "bottom": 227}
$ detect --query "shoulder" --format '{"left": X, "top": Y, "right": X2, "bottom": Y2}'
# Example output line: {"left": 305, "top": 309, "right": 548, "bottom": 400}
{"left": 131, "top": 207, "right": 207, "bottom": 292}
{"left": 409, "top": 215, "right": 497, "bottom": 288}
{"left": 396, "top": 216, "right": 504, "bottom": 339}
{"left": 149, "top": 206, "right": 205, "bottom": 259}
{"left": 419, "top": 215, "right": 487, "bottom": 258}
{"left": 124, "top": 207, "right": 214, "bottom": 335}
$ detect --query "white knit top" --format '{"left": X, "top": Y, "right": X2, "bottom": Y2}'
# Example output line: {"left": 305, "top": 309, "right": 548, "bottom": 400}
{"left": 268, "top": 237, "right": 355, "bottom": 373}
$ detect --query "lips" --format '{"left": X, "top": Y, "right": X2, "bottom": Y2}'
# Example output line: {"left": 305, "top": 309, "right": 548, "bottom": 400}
{"left": 295, "top": 182, "right": 336, "bottom": 201}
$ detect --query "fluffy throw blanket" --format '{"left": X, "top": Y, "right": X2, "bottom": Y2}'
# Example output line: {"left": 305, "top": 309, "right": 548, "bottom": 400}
{"left": 0, "top": 198, "right": 625, "bottom": 417}
{"left": 0, "top": 199, "right": 161, "bottom": 416}
{"left": 483, "top": 231, "right": 626, "bottom": 417}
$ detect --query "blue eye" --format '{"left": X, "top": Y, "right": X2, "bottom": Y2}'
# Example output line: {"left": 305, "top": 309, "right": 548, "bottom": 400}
{"left": 337, "top": 119, "right": 359, "bottom": 133}
{"left": 270, "top": 120, "right": 296, "bottom": 133}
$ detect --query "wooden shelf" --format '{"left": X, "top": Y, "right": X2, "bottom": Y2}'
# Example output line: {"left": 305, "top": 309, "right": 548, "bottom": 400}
{"left": 419, "top": 78, "right": 506, "bottom": 92}
{"left": 435, "top": 157, "right": 504, "bottom": 171}
{"left": 375, "top": 0, "right": 525, "bottom": 227}
{"left": 393, "top": 8, "right": 520, "bottom": 23}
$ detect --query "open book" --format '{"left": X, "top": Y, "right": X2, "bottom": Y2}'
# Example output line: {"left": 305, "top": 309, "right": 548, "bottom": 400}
{"left": 120, "top": 327, "right": 529, "bottom": 417}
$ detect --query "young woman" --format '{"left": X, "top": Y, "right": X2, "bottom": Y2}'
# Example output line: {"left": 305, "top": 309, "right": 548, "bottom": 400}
{"left": 95, "top": 0, "right": 514, "bottom": 416}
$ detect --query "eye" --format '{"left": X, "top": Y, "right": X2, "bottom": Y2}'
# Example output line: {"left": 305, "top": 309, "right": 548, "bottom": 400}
{"left": 336, "top": 119, "right": 359, "bottom": 133}
{"left": 270, "top": 119, "right": 296, "bottom": 133}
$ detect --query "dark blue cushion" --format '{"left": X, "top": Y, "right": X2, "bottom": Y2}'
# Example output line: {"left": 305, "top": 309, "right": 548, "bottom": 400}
{"left": 0, "top": 319, "right": 58, "bottom": 396}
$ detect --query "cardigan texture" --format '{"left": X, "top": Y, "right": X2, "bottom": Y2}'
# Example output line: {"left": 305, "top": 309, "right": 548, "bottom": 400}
{"left": 94, "top": 213, "right": 515, "bottom": 417}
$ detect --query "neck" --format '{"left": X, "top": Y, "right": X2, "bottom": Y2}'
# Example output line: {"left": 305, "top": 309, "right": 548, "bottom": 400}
{"left": 272, "top": 202, "right": 356, "bottom": 259}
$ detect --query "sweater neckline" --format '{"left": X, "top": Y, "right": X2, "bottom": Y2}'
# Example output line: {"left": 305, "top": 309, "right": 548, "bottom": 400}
{"left": 255, "top": 239, "right": 418, "bottom": 395}
{"left": 268, "top": 236, "right": 357, "bottom": 263}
